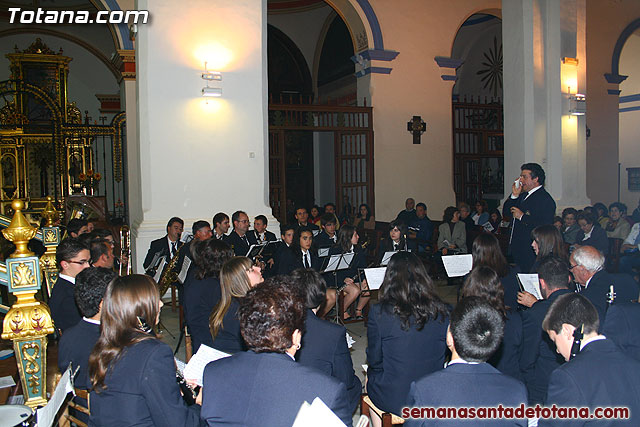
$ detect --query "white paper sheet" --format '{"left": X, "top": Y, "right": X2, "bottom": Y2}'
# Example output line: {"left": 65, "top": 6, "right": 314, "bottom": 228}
{"left": 380, "top": 251, "right": 396, "bottom": 266}
{"left": 482, "top": 222, "right": 494, "bottom": 232}
{"left": 312, "top": 229, "right": 321, "bottom": 236}
{"left": 0, "top": 375, "right": 15, "bottom": 389}
{"left": 36, "top": 365, "right": 74, "bottom": 427}
{"left": 441, "top": 254, "right": 473, "bottom": 277}
{"left": 318, "top": 248, "right": 330, "bottom": 257}
{"left": 183, "top": 345, "right": 231, "bottom": 387}
{"left": 323, "top": 253, "right": 354, "bottom": 273}
{"left": 346, "top": 332, "right": 355, "bottom": 349}
{"left": 517, "top": 274, "right": 543, "bottom": 300}
{"left": 153, "top": 256, "right": 166, "bottom": 283}
{"left": 363, "top": 267, "right": 386, "bottom": 290}
{"left": 177, "top": 256, "right": 191, "bottom": 284}
{"left": 292, "top": 397, "right": 347, "bottom": 427}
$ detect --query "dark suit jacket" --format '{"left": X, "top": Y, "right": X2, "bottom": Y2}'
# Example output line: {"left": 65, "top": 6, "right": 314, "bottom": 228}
{"left": 89, "top": 339, "right": 201, "bottom": 427}
{"left": 314, "top": 231, "right": 338, "bottom": 249}
{"left": 502, "top": 265, "right": 522, "bottom": 310}
{"left": 377, "top": 238, "right": 409, "bottom": 264}
{"left": 503, "top": 187, "right": 556, "bottom": 272}
{"left": 405, "top": 362, "right": 528, "bottom": 426}
{"left": 211, "top": 298, "right": 246, "bottom": 354}
{"left": 202, "top": 351, "right": 352, "bottom": 426}
{"left": 582, "top": 270, "right": 640, "bottom": 327}
{"left": 519, "top": 288, "right": 572, "bottom": 404}
{"left": 488, "top": 308, "right": 523, "bottom": 381}
{"left": 541, "top": 339, "right": 640, "bottom": 426}
{"left": 294, "top": 222, "right": 319, "bottom": 232}
{"left": 49, "top": 277, "right": 81, "bottom": 333}
{"left": 143, "top": 235, "right": 184, "bottom": 271}
{"left": 183, "top": 274, "right": 221, "bottom": 353}
{"left": 297, "top": 309, "right": 361, "bottom": 413}
{"left": 225, "top": 230, "right": 257, "bottom": 257}
{"left": 575, "top": 224, "right": 609, "bottom": 255}
{"left": 277, "top": 247, "right": 322, "bottom": 275}
{"left": 603, "top": 302, "right": 640, "bottom": 361}
{"left": 396, "top": 209, "right": 418, "bottom": 227}
{"left": 367, "top": 302, "right": 449, "bottom": 415}
{"left": 250, "top": 229, "right": 276, "bottom": 243}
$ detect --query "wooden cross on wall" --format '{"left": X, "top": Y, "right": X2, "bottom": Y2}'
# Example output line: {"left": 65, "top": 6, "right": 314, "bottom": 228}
{"left": 407, "top": 115, "right": 427, "bottom": 144}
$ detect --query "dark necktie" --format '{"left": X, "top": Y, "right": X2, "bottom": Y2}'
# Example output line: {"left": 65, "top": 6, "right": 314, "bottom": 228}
{"left": 393, "top": 243, "right": 399, "bottom": 251}
{"left": 304, "top": 253, "right": 310, "bottom": 268}
{"left": 171, "top": 242, "right": 177, "bottom": 257}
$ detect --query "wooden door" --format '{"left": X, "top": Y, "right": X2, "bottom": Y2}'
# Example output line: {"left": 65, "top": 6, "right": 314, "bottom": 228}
{"left": 335, "top": 131, "right": 374, "bottom": 220}
{"left": 268, "top": 130, "right": 286, "bottom": 223}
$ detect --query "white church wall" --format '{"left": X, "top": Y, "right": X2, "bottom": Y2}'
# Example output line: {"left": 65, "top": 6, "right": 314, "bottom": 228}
{"left": 619, "top": 32, "right": 640, "bottom": 211}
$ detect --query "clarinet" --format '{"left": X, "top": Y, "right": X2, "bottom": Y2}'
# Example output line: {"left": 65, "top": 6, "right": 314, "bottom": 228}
{"left": 569, "top": 324, "right": 584, "bottom": 360}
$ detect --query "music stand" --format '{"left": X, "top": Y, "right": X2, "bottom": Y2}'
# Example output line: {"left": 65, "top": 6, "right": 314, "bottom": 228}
{"left": 321, "top": 253, "right": 355, "bottom": 325}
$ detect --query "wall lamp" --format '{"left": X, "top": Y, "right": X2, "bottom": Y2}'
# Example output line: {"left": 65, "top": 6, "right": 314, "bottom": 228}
{"left": 569, "top": 94, "right": 586, "bottom": 116}
{"left": 202, "top": 62, "right": 222, "bottom": 97}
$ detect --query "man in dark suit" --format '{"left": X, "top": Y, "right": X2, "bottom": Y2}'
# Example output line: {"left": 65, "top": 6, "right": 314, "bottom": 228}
{"left": 405, "top": 297, "right": 527, "bottom": 426}
{"left": 570, "top": 245, "right": 639, "bottom": 325}
{"left": 212, "top": 212, "right": 230, "bottom": 241}
{"left": 541, "top": 293, "right": 640, "bottom": 426}
{"left": 49, "top": 238, "right": 91, "bottom": 334}
{"left": 503, "top": 163, "right": 556, "bottom": 272}
{"left": 396, "top": 197, "right": 417, "bottom": 227}
{"left": 603, "top": 302, "right": 640, "bottom": 361}
{"left": 178, "top": 220, "right": 212, "bottom": 278}
{"left": 294, "top": 206, "right": 319, "bottom": 231}
{"left": 142, "top": 217, "right": 184, "bottom": 271}
{"left": 292, "top": 269, "right": 361, "bottom": 414}
{"left": 251, "top": 215, "right": 277, "bottom": 243}
{"left": 314, "top": 214, "right": 338, "bottom": 250}
{"left": 225, "top": 210, "right": 257, "bottom": 256}
{"left": 518, "top": 256, "right": 572, "bottom": 404}
{"left": 271, "top": 224, "right": 296, "bottom": 276}
{"left": 58, "top": 267, "right": 116, "bottom": 423}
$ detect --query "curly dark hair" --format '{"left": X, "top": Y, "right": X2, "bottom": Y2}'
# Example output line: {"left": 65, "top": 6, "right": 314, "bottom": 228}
{"left": 192, "top": 238, "right": 234, "bottom": 280}
{"left": 237, "top": 276, "right": 305, "bottom": 353}
{"left": 75, "top": 267, "right": 117, "bottom": 318}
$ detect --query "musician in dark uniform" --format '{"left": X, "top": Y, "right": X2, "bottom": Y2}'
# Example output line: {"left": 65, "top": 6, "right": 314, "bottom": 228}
{"left": 314, "top": 214, "right": 339, "bottom": 250}
{"left": 251, "top": 215, "right": 277, "bottom": 243}
{"left": 225, "top": 211, "right": 257, "bottom": 257}
{"left": 378, "top": 220, "right": 408, "bottom": 264}
{"left": 277, "top": 227, "right": 321, "bottom": 275}
{"left": 212, "top": 212, "right": 230, "bottom": 241}
{"left": 142, "top": 217, "right": 184, "bottom": 271}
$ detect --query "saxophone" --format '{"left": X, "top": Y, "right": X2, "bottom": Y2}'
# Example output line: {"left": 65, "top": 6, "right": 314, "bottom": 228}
{"left": 157, "top": 243, "right": 183, "bottom": 297}
{"left": 119, "top": 225, "right": 132, "bottom": 276}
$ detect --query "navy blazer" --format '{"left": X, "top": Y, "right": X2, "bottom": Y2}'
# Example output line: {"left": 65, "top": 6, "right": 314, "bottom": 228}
{"left": 602, "top": 302, "right": 640, "bottom": 361}
{"left": 503, "top": 187, "right": 556, "bottom": 272}
{"left": 575, "top": 224, "right": 609, "bottom": 255}
{"left": 277, "top": 247, "right": 322, "bottom": 275}
{"left": 225, "top": 230, "right": 258, "bottom": 257}
{"left": 581, "top": 270, "right": 639, "bottom": 327}
{"left": 202, "top": 351, "right": 352, "bottom": 426}
{"left": 541, "top": 339, "right": 640, "bottom": 426}
{"left": 314, "top": 230, "right": 338, "bottom": 249}
{"left": 89, "top": 339, "right": 201, "bottom": 427}
{"left": 519, "top": 288, "right": 572, "bottom": 404}
{"left": 297, "top": 309, "right": 361, "bottom": 413}
{"left": 183, "top": 274, "right": 221, "bottom": 352}
{"left": 502, "top": 265, "right": 522, "bottom": 310}
{"left": 49, "top": 277, "right": 81, "bottom": 333}
{"left": 488, "top": 308, "right": 523, "bottom": 381}
{"left": 367, "top": 302, "right": 449, "bottom": 415}
{"left": 143, "top": 235, "right": 184, "bottom": 271}
{"left": 250, "top": 229, "right": 277, "bottom": 243}
{"left": 405, "top": 362, "right": 528, "bottom": 426}
{"left": 211, "top": 298, "right": 246, "bottom": 354}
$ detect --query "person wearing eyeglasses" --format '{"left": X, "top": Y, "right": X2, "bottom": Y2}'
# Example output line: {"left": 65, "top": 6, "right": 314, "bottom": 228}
{"left": 226, "top": 211, "right": 257, "bottom": 257}
{"left": 49, "top": 238, "right": 91, "bottom": 334}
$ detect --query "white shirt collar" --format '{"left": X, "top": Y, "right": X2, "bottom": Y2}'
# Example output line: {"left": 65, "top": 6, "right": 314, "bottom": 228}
{"left": 446, "top": 357, "right": 480, "bottom": 367}
{"left": 580, "top": 335, "right": 606, "bottom": 350}
{"left": 82, "top": 317, "right": 100, "bottom": 325}
{"left": 582, "top": 227, "right": 593, "bottom": 240}
{"left": 59, "top": 274, "right": 75, "bottom": 284}
{"left": 523, "top": 184, "right": 542, "bottom": 200}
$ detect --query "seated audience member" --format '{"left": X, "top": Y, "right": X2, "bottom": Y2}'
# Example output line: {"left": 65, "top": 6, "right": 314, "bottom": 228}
{"left": 67, "top": 218, "right": 89, "bottom": 238}
{"left": 88, "top": 275, "right": 201, "bottom": 425}
{"left": 49, "top": 238, "right": 90, "bottom": 333}
{"left": 201, "top": 277, "right": 352, "bottom": 426}
{"left": 292, "top": 269, "right": 361, "bottom": 414}
{"left": 354, "top": 203, "right": 375, "bottom": 230}
{"left": 471, "top": 233, "right": 520, "bottom": 309}
{"left": 461, "top": 266, "right": 523, "bottom": 381}
{"left": 396, "top": 197, "right": 417, "bottom": 227}
{"left": 592, "top": 202, "right": 609, "bottom": 229}
{"left": 212, "top": 212, "right": 230, "bottom": 241}
{"left": 378, "top": 220, "right": 409, "bottom": 263}
{"left": 518, "top": 256, "right": 572, "bottom": 404}
{"left": 561, "top": 207, "right": 580, "bottom": 244}
{"left": 408, "top": 203, "right": 433, "bottom": 252}
{"left": 603, "top": 302, "right": 640, "bottom": 361}
{"left": 324, "top": 202, "right": 342, "bottom": 229}
{"left": 367, "top": 252, "right": 449, "bottom": 419}
{"left": 458, "top": 202, "right": 474, "bottom": 231}
{"left": 328, "top": 225, "right": 370, "bottom": 321}
{"left": 471, "top": 200, "right": 490, "bottom": 226}
{"left": 314, "top": 214, "right": 338, "bottom": 249}
{"left": 251, "top": 214, "right": 276, "bottom": 243}
{"left": 294, "top": 206, "right": 319, "bottom": 231}
{"left": 489, "top": 209, "right": 503, "bottom": 233}
{"left": 619, "top": 221, "right": 640, "bottom": 277}
{"left": 605, "top": 202, "right": 631, "bottom": 240}
{"left": 277, "top": 227, "right": 321, "bottom": 275}
{"left": 530, "top": 224, "right": 568, "bottom": 272}
{"left": 183, "top": 239, "right": 234, "bottom": 352}
{"left": 570, "top": 246, "right": 639, "bottom": 325}
{"left": 574, "top": 210, "right": 608, "bottom": 255}
{"left": 437, "top": 206, "right": 467, "bottom": 254}
{"left": 541, "top": 293, "right": 640, "bottom": 426}
{"left": 553, "top": 215, "right": 563, "bottom": 232}
{"left": 209, "top": 256, "right": 263, "bottom": 353}
{"left": 310, "top": 205, "right": 322, "bottom": 225}
{"left": 58, "top": 267, "right": 116, "bottom": 424}
{"left": 226, "top": 211, "right": 257, "bottom": 257}
{"left": 405, "top": 297, "right": 527, "bottom": 427}
{"left": 89, "top": 238, "right": 115, "bottom": 269}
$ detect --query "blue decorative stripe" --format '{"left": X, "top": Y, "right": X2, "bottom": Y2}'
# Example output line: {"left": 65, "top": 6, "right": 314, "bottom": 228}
{"left": 605, "top": 73, "right": 628, "bottom": 85}
{"left": 355, "top": 0, "right": 383, "bottom": 49}
{"left": 355, "top": 66, "right": 392, "bottom": 77}
{"left": 608, "top": 89, "right": 622, "bottom": 95}
{"left": 620, "top": 93, "right": 640, "bottom": 103}
{"left": 441, "top": 75, "right": 457, "bottom": 81}
{"left": 360, "top": 49, "right": 399, "bottom": 61}
{"left": 104, "top": 0, "right": 133, "bottom": 50}
{"left": 620, "top": 106, "right": 640, "bottom": 113}
{"left": 462, "top": 14, "right": 498, "bottom": 26}
{"left": 435, "top": 56, "right": 464, "bottom": 69}
{"left": 606, "top": 18, "right": 640, "bottom": 83}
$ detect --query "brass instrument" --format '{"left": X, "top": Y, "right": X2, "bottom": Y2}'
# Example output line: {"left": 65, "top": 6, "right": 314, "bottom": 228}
{"left": 119, "top": 225, "right": 132, "bottom": 276}
{"left": 157, "top": 243, "right": 183, "bottom": 297}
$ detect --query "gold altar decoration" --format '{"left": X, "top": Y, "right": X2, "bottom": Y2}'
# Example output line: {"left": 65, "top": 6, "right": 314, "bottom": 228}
{"left": 39, "top": 196, "right": 60, "bottom": 297}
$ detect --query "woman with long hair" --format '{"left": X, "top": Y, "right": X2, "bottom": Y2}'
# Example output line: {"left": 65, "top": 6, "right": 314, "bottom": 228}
{"left": 471, "top": 233, "right": 520, "bottom": 309}
{"left": 209, "top": 256, "right": 263, "bottom": 353}
{"left": 460, "top": 266, "right": 523, "bottom": 381}
{"left": 531, "top": 224, "right": 568, "bottom": 271}
{"left": 88, "top": 275, "right": 201, "bottom": 426}
{"left": 378, "top": 220, "right": 408, "bottom": 264}
{"left": 354, "top": 203, "right": 375, "bottom": 230}
{"left": 366, "top": 252, "right": 449, "bottom": 421}
{"left": 472, "top": 200, "right": 490, "bottom": 225}
{"left": 183, "top": 238, "right": 234, "bottom": 352}
{"left": 310, "top": 205, "right": 322, "bottom": 225}
{"left": 328, "top": 225, "right": 370, "bottom": 320}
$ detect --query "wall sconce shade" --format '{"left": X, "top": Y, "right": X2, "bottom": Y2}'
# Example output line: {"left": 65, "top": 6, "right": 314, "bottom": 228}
{"left": 202, "top": 71, "right": 222, "bottom": 81}
{"left": 201, "top": 62, "right": 222, "bottom": 97}
{"left": 569, "top": 94, "right": 586, "bottom": 116}
{"left": 202, "top": 87, "right": 222, "bottom": 97}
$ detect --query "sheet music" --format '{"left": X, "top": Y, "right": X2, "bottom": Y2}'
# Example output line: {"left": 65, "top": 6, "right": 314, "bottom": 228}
{"left": 517, "top": 274, "right": 543, "bottom": 300}
{"left": 183, "top": 345, "right": 231, "bottom": 386}
{"left": 245, "top": 244, "right": 264, "bottom": 259}
{"left": 153, "top": 256, "right": 166, "bottom": 283}
{"left": 0, "top": 375, "right": 15, "bottom": 389}
{"left": 146, "top": 251, "right": 162, "bottom": 273}
{"left": 180, "top": 231, "right": 193, "bottom": 243}
{"left": 441, "top": 239, "right": 451, "bottom": 247}
{"left": 177, "top": 256, "right": 192, "bottom": 284}
{"left": 318, "top": 248, "right": 330, "bottom": 257}
{"left": 323, "top": 253, "right": 354, "bottom": 272}
{"left": 442, "top": 254, "right": 473, "bottom": 277}
{"left": 174, "top": 357, "right": 186, "bottom": 375}
{"left": 363, "top": 267, "right": 386, "bottom": 290}
{"left": 292, "top": 397, "right": 347, "bottom": 427}
{"left": 482, "top": 221, "right": 494, "bottom": 232}
{"left": 380, "top": 251, "right": 396, "bottom": 266}
{"left": 312, "top": 229, "right": 321, "bottom": 236}
{"left": 37, "top": 365, "right": 74, "bottom": 427}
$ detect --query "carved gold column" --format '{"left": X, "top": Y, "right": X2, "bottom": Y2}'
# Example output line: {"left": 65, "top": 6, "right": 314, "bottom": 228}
{"left": 39, "top": 196, "right": 60, "bottom": 298}
{"left": 1, "top": 199, "right": 54, "bottom": 409}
